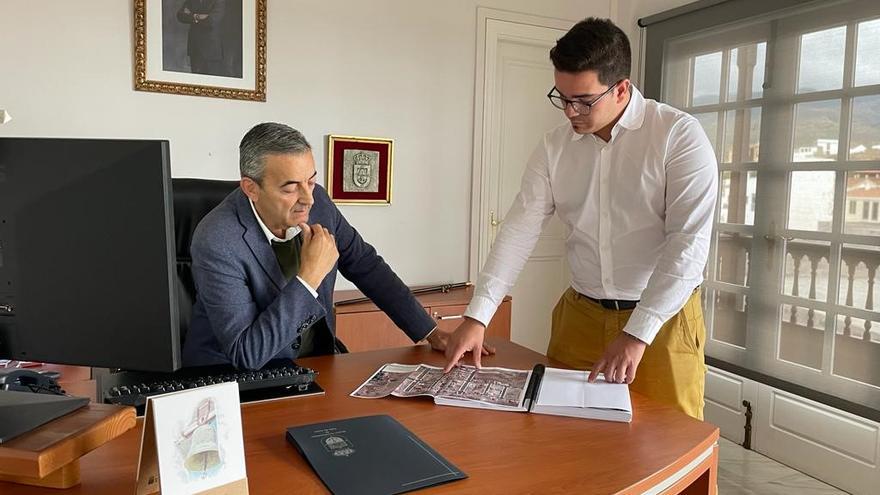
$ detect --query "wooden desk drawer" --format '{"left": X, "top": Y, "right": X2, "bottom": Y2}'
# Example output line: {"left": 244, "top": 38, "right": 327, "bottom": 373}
{"left": 428, "top": 300, "right": 511, "bottom": 341}
{"left": 335, "top": 311, "right": 417, "bottom": 353}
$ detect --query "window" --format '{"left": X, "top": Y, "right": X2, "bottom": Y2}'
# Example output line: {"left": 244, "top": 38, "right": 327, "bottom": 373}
{"left": 656, "top": 0, "right": 880, "bottom": 412}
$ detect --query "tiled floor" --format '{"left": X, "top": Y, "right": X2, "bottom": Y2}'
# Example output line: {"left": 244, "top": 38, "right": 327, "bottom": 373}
{"left": 717, "top": 437, "right": 849, "bottom": 494}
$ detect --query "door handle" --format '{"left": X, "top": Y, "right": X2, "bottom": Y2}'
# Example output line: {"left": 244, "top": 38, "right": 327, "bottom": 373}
{"left": 490, "top": 210, "right": 502, "bottom": 227}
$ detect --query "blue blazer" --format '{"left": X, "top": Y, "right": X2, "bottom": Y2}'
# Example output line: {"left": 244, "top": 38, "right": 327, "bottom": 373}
{"left": 182, "top": 186, "right": 435, "bottom": 370}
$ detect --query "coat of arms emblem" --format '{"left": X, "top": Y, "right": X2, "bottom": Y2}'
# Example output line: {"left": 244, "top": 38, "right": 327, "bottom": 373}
{"left": 352, "top": 151, "right": 373, "bottom": 188}
{"left": 342, "top": 148, "right": 380, "bottom": 193}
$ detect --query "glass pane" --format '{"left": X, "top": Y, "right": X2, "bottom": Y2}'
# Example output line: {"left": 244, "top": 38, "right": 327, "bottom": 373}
{"left": 792, "top": 100, "right": 841, "bottom": 162}
{"left": 722, "top": 110, "right": 735, "bottom": 163}
{"left": 719, "top": 171, "right": 756, "bottom": 225}
{"left": 788, "top": 171, "right": 835, "bottom": 232}
{"left": 783, "top": 239, "right": 830, "bottom": 301}
{"left": 855, "top": 19, "right": 880, "bottom": 87}
{"left": 716, "top": 231, "right": 751, "bottom": 286}
{"left": 838, "top": 243, "right": 880, "bottom": 310}
{"left": 797, "top": 26, "right": 846, "bottom": 93}
{"left": 849, "top": 95, "right": 880, "bottom": 161}
{"left": 752, "top": 42, "right": 766, "bottom": 99}
{"left": 712, "top": 290, "right": 747, "bottom": 348}
{"left": 747, "top": 107, "right": 761, "bottom": 162}
{"left": 692, "top": 52, "right": 722, "bottom": 106}
{"left": 844, "top": 171, "right": 880, "bottom": 236}
{"left": 779, "top": 303, "right": 825, "bottom": 370}
{"left": 721, "top": 108, "right": 762, "bottom": 163}
{"left": 694, "top": 112, "right": 719, "bottom": 153}
{"left": 727, "top": 49, "right": 738, "bottom": 102}
{"left": 727, "top": 43, "right": 766, "bottom": 101}
{"left": 833, "top": 314, "right": 880, "bottom": 387}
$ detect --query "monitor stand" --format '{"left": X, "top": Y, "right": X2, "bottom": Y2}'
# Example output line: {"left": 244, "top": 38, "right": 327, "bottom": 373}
{"left": 0, "top": 395, "right": 136, "bottom": 488}
{"left": 0, "top": 391, "right": 89, "bottom": 444}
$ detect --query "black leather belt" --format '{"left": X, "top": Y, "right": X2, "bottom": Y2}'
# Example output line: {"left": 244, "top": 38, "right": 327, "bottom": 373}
{"left": 580, "top": 293, "right": 639, "bottom": 311}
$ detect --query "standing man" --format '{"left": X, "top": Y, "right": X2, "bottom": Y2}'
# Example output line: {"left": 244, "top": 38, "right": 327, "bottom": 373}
{"left": 183, "top": 123, "right": 490, "bottom": 370}
{"left": 444, "top": 18, "right": 717, "bottom": 419}
{"left": 177, "top": 0, "right": 227, "bottom": 76}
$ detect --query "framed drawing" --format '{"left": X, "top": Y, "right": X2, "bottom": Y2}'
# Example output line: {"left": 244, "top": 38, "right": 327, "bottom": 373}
{"left": 134, "top": 0, "right": 267, "bottom": 101}
{"left": 327, "top": 135, "right": 394, "bottom": 205}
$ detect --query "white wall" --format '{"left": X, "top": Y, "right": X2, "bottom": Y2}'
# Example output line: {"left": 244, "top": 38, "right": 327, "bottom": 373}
{"left": 0, "top": 0, "right": 602, "bottom": 290}
{"left": 0, "top": 1, "right": 690, "bottom": 289}
{"left": 616, "top": 0, "right": 697, "bottom": 86}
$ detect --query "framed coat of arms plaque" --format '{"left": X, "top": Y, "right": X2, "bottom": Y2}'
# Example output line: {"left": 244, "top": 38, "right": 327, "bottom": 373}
{"left": 326, "top": 135, "right": 393, "bottom": 205}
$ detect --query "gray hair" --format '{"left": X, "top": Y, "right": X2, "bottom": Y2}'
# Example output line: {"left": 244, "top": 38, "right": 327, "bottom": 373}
{"left": 239, "top": 122, "right": 312, "bottom": 183}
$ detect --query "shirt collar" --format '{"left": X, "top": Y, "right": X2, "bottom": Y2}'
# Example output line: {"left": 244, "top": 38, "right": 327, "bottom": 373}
{"left": 248, "top": 199, "right": 301, "bottom": 244}
{"left": 570, "top": 85, "right": 647, "bottom": 142}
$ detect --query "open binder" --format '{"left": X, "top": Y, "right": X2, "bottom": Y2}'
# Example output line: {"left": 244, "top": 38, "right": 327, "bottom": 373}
{"left": 352, "top": 363, "right": 632, "bottom": 422}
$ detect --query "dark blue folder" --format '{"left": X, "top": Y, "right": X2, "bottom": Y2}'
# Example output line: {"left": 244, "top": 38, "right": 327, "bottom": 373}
{"left": 286, "top": 415, "right": 467, "bottom": 495}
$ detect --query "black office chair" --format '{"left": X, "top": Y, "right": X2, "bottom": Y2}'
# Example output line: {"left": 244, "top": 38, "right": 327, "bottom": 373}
{"left": 171, "top": 178, "right": 349, "bottom": 356}
{"left": 172, "top": 178, "right": 240, "bottom": 346}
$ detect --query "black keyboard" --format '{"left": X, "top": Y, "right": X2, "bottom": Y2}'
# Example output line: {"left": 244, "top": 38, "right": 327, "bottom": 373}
{"left": 101, "top": 359, "right": 320, "bottom": 414}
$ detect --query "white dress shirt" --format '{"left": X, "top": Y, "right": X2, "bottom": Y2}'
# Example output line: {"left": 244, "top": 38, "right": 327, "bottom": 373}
{"left": 248, "top": 200, "right": 318, "bottom": 299}
{"left": 464, "top": 87, "right": 718, "bottom": 345}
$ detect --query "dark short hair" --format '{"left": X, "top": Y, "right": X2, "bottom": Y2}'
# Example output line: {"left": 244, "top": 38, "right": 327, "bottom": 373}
{"left": 549, "top": 17, "right": 631, "bottom": 85}
{"left": 239, "top": 122, "right": 311, "bottom": 183}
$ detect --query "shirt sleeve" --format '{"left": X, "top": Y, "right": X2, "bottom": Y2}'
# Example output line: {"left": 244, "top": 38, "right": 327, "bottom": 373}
{"left": 296, "top": 276, "right": 319, "bottom": 299}
{"left": 623, "top": 116, "right": 718, "bottom": 344}
{"left": 464, "top": 138, "right": 557, "bottom": 326}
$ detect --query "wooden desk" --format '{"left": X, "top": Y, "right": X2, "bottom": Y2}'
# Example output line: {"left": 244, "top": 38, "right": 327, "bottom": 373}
{"left": 0, "top": 340, "right": 718, "bottom": 494}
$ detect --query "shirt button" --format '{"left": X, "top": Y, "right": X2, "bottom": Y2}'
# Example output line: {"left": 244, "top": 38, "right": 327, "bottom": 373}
{"left": 604, "top": 278, "right": 611, "bottom": 284}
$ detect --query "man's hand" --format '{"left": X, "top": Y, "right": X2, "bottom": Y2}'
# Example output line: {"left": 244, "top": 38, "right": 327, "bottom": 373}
{"left": 425, "top": 327, "right": 449, "bottom": 352}
{"left": 588, "top": 333, "right": 647, "bottom": 384}
{"left": 426, "top": 326, "right": 495, "bottom": 357}
{"left": 298, "top": 223, "right": 339, "bottom": 290}
{"left": 442, "top": 318, "right": 495, "bottom": 372}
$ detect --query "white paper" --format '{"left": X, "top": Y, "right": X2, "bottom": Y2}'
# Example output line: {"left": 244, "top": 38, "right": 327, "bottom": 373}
{"left": 535, "top": 368, "right": 632, "bottom": 411}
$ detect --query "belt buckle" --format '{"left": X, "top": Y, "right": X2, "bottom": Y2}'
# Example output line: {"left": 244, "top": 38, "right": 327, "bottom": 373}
{"left": 613, "top": 300, "right": 620, "bottom": 311}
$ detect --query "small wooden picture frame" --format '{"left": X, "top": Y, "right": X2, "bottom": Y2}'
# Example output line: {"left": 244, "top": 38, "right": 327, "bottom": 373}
{"left": 326, "top": 135, "right": 394, "bottom": 205}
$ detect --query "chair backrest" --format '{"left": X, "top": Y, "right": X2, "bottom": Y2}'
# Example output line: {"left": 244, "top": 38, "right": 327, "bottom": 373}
{"left": 172, "top": 178, "right": 240, "bottom": 344}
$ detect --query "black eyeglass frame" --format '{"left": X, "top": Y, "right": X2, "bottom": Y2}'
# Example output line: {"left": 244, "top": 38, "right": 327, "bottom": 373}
{"left": 546, "top": 80, "right": 622, "bottom": 115}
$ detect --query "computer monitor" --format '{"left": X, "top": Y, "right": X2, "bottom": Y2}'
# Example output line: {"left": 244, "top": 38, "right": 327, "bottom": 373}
{"left": 0, "top": 138, "right": 181, "bottom": 372}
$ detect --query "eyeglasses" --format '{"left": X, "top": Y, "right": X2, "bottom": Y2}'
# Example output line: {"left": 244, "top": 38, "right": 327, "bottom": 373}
{"left": 547, "top": 81, "right": 620, "bottom": 115}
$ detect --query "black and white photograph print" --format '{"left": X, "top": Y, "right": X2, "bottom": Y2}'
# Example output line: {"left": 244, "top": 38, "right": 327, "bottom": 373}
{"left": 134, "top": 0, "right": 266, "bottom": 101}
{"left": 162, "top": 0, "right": 243, "bottom": 78}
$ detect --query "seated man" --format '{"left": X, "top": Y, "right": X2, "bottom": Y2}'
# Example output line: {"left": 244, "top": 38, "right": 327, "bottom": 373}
{"left": 182, "top": 122, "right": 478, "bottom": 369}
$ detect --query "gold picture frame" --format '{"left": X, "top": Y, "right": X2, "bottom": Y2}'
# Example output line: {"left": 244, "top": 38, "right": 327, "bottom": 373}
{"left": 326, "top": 135, "right": 394, "bottom": 205}
{"left": 134, "top": 0, "right": 266, "bottom": 101}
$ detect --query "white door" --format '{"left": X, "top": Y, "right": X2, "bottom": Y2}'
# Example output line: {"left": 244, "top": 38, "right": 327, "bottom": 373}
{"left": 470, "top": 10, "right": 574, "bottom": 353}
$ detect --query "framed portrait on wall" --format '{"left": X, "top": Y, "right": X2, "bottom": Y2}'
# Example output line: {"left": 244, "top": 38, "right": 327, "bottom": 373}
{"left": 327, "top": 135, "right": 394, "bottom": 205}
{"left": 134, "top": 0, "right": 266, "bottom": 101}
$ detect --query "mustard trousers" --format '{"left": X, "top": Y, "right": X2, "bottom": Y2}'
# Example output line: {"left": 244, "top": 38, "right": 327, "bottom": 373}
{"left": 547, "top": 288, "right": 707, "bottom": 420}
